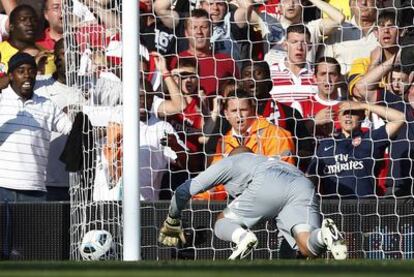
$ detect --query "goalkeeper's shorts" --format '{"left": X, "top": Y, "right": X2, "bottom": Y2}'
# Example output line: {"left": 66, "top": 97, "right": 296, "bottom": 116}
{"left": 223, "top": 166, "right": 320, "bottom": 249}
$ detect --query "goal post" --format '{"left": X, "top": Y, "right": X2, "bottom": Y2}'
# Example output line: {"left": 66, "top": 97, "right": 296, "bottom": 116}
{"left": 62, "top": 0, "right": 127, "bottom": 261}
{"left": 122, "top": 0, "right": 140, "bottom": 261}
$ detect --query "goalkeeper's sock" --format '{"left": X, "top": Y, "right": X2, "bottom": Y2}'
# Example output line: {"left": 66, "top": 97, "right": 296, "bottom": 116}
{"left": 307, "top": 228, "right": 325, "bottom": 256}
{"left": 214, "top": 218, "right": 247, "bottom": 244}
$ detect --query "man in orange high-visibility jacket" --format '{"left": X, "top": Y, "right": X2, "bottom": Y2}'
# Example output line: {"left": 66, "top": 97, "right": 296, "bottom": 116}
{"left": 195, "top": 89, "right": 295, "bottom": 200}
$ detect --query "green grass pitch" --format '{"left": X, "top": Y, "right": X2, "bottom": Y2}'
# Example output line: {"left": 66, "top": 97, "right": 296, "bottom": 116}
{"left": 1, "top": 260, "right": 414, "bottom": 277}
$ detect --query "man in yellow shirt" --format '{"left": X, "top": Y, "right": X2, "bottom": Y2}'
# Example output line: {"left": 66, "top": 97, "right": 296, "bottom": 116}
{"left": 324, "top": 0, "right": 351, "bottom": 20}
{"left": 321, "top": 0, "right": 378, "bottom": 74}
{"left": 349, "top": 10, "right": 400, "bottom": 96}
{"left": 0, "top": 5, "right": 55, "bottom": 76}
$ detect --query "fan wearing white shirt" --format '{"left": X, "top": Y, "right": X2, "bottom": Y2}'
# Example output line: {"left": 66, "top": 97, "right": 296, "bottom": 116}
{"left": 0, "top": 0, "right": 17, "bottom": 43}
{"left": 35, "top": 39, "right": 86, "bottom": 201}
{"left": 264, "top": 0, "right": 345, "bottom": 65}
{"left": 269, "top": 24, "right": 318, "bottom": 106}
{"left": 103, "top": 79, "right": 187, "bottom": 201}
{"left": 320, "top": 0, "right": 379, "bottom": 74}
{"left": 0, "top": 53, "right": 72, "bottom": 202}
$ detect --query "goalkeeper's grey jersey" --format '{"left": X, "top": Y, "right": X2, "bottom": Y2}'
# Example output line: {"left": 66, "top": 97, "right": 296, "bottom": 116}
{"left": 169, "top": 153, "right": 305, "bottom": 218}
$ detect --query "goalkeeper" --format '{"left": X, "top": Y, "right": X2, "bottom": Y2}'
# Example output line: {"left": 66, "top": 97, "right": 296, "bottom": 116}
{"left": 159, "top": 147, "right": 347, "bottom": 260}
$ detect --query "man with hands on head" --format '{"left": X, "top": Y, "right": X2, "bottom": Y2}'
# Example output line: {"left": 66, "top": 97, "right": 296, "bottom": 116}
{"left": 307, "top": 100, "right": 405, "bottom": 197}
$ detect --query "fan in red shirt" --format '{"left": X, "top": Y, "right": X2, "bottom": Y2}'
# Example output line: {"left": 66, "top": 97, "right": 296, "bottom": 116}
{"left": 37, "top": 0, "right": 63, "bottom": 51}
{"left": 169, "top": 9, "right": 239, "bottom": 96}
{"left": 162, "top": 57, "right": 206, "bottom": 200}
{"left": 256, "top": 0, "right": 280, "bottom": 16}
{"left": 295, "top": 56, "right": 342, "bottom": 138}
{"left": 169, "top": 57, "right": 204, "bottom": 155}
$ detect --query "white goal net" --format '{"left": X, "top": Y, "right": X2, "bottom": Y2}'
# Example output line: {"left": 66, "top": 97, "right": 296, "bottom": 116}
{"left": 63, "top": 0, "right": 414, "bottom": 260}
{"left": 62, "top": 0, "right": 123, "bottom": 260}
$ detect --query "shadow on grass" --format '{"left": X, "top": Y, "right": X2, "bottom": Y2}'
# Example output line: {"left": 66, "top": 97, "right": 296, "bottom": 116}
{"left": 0, "top": 260, "right": 414, "bottom": 274}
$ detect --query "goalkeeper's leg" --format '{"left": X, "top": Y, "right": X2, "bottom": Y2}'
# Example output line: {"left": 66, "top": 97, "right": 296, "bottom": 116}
{"left": 214, "top": 212, "right": 258, "bottom": 260}
{"left": 277, "top": 176, "right": 347, "bottom": 260}
{"left": 292, "top": 221, "right": 348, "bottom": 260}
{"left": 292, "top": 224, "right": 324, "bottom": 257}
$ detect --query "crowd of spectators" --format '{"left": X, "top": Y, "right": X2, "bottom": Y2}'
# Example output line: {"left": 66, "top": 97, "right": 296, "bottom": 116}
{"left": 0, "top": 0, "right": 414, "bottom": 203}
{"left": 139, "top": 0, "right": 414, "bottom": 199}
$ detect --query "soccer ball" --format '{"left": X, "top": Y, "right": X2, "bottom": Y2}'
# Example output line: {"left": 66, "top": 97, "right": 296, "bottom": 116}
{"left": 79, "top": 230, "right": 114, "bottom": 260}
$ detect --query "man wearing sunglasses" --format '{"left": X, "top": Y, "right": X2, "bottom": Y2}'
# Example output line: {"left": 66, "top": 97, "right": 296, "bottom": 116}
{"left": 168, "top": 58, "right": 205, "bottom": 175}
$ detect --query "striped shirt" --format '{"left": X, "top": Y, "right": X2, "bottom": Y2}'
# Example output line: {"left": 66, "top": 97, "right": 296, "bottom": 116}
{"left": 35, "top": 77, "right": 86, "bottom": 188}
{"left": 294, "top": 94, "right": 340, "bottom": 119}
{"left": 264, "top": 19, "right": 324, "bottom": 65}
{"left": 269, "top": 61, "right": 317, "bottom": 106}
{"left": 0, "top": 86, "right": 72, "bottom": 191}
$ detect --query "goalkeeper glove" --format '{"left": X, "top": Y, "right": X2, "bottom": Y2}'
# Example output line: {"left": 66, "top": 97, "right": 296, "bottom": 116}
{"left": 159, "top": 215, "right": 187, "bottom": 247}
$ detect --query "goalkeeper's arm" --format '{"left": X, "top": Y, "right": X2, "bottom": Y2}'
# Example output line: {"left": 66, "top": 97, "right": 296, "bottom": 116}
{"left": 169, "top": 180, "right": 193, "bottom": 219}
{"left": 160, "top": 158, "right": 234, "bottom": 246}
{"left": 159, "top": 179, "right": 199, "bottom": 247}
{"left": 168, "top": 157, "right": 235, "bottom": 218}
{"left": 160, "top": 178, "right": 220, "bottom": 246}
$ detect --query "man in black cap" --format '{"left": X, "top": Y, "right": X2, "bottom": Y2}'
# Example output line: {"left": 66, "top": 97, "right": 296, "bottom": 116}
{"left": 7, "top": 51, "right": 38, "bottom": 100}
{"left": 0, "top": 52, "right": 72, "bottom": 202}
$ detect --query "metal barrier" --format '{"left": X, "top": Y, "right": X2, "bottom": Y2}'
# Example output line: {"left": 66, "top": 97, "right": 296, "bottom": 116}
{"left": 1, "top": 199, "right": 414, "bottom": 260}
{"left": 0, "top": 202, "right": 70, "bottom": 260}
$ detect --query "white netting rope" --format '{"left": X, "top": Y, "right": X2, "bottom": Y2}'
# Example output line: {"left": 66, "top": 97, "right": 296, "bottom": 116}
{"left": 63, "top": 0, "right": 414, "bottom": 260}
{"left": 62, "top": 0, "right": 123, "bottom": 260}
